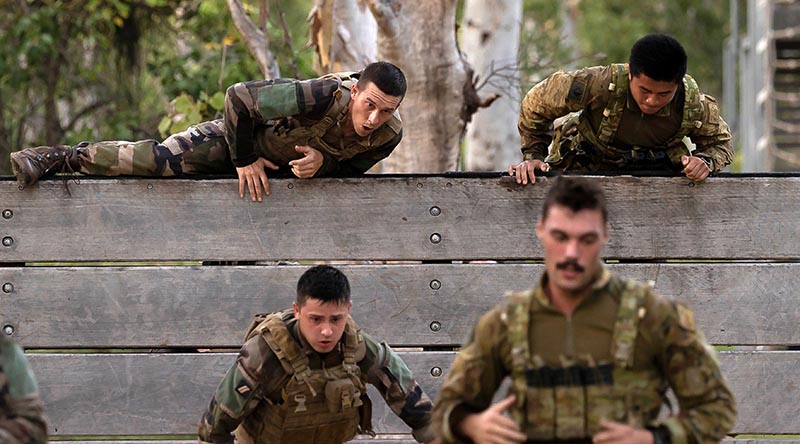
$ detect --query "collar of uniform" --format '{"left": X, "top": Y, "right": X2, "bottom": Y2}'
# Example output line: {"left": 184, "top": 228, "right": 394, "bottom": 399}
{"left": 626, "top": 92, "right": 672, "bottom": 117}
{"left": 533, "top": 266, "right": 613, "bottom": 307}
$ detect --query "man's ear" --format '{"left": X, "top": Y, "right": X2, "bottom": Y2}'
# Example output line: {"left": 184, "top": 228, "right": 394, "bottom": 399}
{"left": 293, "top": 301, "right": 300, "bottom": 317}
{"left": 535, "top": 217, "right": 544, "bottom": 241}
{"left": 350, "top": 84, "right": 359, "bottom": 97}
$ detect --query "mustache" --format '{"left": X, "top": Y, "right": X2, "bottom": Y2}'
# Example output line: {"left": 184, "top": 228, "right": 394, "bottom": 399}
{"left": 556, "top": 259, "right": 585, "bottom": 272}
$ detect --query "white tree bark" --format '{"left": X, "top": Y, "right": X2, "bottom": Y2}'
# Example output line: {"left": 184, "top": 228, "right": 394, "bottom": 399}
{"left": 462, "top": 0, "right": 523, "bottom": 171}
{"left": 227, "top": 0, "right": 281, "bottom": 79}
{"left": 308, "top": 0, "right": 377, "bottom": 73}
{"left": 559, "top": 0, "right": 580, "bottom": 70}
{"left": 368, "top": 0, "right": 468, "bottom": 173}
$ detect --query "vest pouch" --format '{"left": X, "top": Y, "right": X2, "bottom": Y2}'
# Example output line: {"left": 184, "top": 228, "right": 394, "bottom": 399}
{"left": 555, "top": 384, "right": 587, "bottom": 439}
{"left": 324, "top": 378, "right": 359, "bottom": 414}
{"left": 523, "top": 386, "right": 556, "bottom": 439}
{"left": 586, "top": 383, "right": 623, "bottom": 435}
{"left": 358, "top": 391, "right": 373, "bottom": 435}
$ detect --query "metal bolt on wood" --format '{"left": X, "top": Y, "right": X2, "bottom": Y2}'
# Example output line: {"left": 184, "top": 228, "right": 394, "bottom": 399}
{"left": 429, "top": 279, "right": 441, "bottom": 290}
{"left": 2, "top": 209, "right": 12, "bottom": 219}
{"left": 2, "top": 283, "right": 12, "bottom": 293}
{"left": 430, "top": 233, "right": 441, "bottom": 244}
{"left": 429, "top": 206, "right": 441, "bottom": 216}
{"left": 431, "top": 367, "right": 443, "bottom": 377}
{"left": 416, "top": 183, "right": 423, "bottom": 188}
{"left": 2, "top": 237, "right": 13, "bottom": 247}
{"left": 287, "top": 183, "right": 294, "bottom": 189}
{"left": 3, "top": 325, "right": 13, "bottom": 335}
{"left": 147, "top": 184, "right": 153, "bottom": 190}
{"left": 429, "top": 321, "right": 441, "bottom": 332}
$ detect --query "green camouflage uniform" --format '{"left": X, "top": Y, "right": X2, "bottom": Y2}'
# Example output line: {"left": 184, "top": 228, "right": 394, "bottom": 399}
{"left": 198, "top": 309, "right": 434, "bottom": 444}
{"left": 69, "top": 72, "right": 402, "bottom": 177}
{"left": 433, "top": 268, "right": 736, "bottom": 444}
{"left": 518, "top": 64, "right": 733, "bottom": 172}
{"left": 0, "top": 336, "right": 48, "bottom": 444}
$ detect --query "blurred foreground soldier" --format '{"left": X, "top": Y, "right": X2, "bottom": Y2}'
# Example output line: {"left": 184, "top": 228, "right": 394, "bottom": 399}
{"left": 10, "top": 61, "right": 405, "bottom": 201}
{"left": 0, "top": 335, "right": 48, "bottom": 444}
{"left": 198, "top": 265, "right": 439, "bottom": 444}
{"left": 510, "top": 34, "right": 733, "bottom": 184}
{"left": 432, "top": 177, "right": 736, "bottom": 444}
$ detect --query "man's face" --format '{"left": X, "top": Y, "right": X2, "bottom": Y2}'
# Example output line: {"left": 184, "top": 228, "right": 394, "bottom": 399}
{"left": 348, "top": 81, "right": 402, "bottom": 137}
{"left": 536, "top": 205, "right": 609, "bottom": 298}
{"left": 293, "top": 298, "right": 352, "bottom": 354}
{"left": 629, "top": 73, "right": 679, "bottom": 115}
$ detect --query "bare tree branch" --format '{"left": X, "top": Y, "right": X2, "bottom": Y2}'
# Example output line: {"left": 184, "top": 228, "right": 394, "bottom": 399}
{"left": 274, "top": 1, "right": 300, "bottom": 78}
{"left": 226, "top": 0, "right": 280, "bottom": 79}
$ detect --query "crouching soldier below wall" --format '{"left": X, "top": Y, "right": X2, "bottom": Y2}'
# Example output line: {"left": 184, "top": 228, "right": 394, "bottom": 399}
{"left": 0, "top": 335, "right": 48, "bottom": 444}
{"left": 198, "top": 265, "right": 439, "bottom": 444}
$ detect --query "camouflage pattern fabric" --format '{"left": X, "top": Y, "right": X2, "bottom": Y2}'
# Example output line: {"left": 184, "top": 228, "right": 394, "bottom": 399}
{"left": 72, "top": 119, "right": 233, "bottom": 177}
{"left": 67, "top": 72, "right": 402, "bottom": 178}
{"left": 0, "top": 336, "right": 48, "bottom": 444}
{"left": 518, "top": 64, "right": 734, "bottom": 172}
{"left": 432, "top": 268, "right": 736, "bottom": 444}
{"left": 223, "top": 73, "right": 402, "bottom": 175}
{"left": 198, "top": 309, "right": 434, "bottom": 444}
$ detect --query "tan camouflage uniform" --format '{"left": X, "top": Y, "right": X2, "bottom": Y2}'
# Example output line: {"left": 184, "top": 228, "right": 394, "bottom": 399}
{"left": 518, "top": 64, "right": 733, "bottom": 172}
{"left": 69, "top": 73, "right": 402, "bottom": 178}
{"left": 433, "top": 268, "right": 736, "bottom": 444}
{"left": 198, "top": 309, "right": 434, "bottom": 444}
{"left": 0, "top": 336, "right": 48, "bottom": 444}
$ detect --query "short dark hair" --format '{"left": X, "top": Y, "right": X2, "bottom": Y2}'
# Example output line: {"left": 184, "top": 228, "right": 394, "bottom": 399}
{"left": 629, "top": 34, "right": 687, "bottom": 84}
{"left": 296, "top": 265, "right": 351, "bottom": 306}
{"left": 542, "top": 176, "right": 607, "bottom": 223}
{"left": 358, "top": 61, "right": 407, "bottom": 99}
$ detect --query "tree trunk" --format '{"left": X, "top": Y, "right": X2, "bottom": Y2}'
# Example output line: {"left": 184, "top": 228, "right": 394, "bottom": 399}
{"left": 462, "top": 0, "right": 522, "bottom": 171}
{"left": 368, "top": 0, "right": 467, "bottom": 173}
{"left": 227, "top": 0, "right": 280, "bottom": 79}
{"left": 308, "top": 0, "right": 377, "bottom": 73}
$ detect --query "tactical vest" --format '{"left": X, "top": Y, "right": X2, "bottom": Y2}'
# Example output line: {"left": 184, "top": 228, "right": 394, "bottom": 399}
{"left": 235, "top": 310, "right": 372, "bottom": 444}
{"left": 504, "top": 279, "right": 666, "bottom": 440}
{"left": 550, "top": 64, "right": 704, "bottom": 168}
{"left": 254, "top": 72, "right": 402, "bottom": 164}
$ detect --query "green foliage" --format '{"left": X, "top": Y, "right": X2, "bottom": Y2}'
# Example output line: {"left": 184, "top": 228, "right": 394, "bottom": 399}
{"left": 0, "top": 0, "right": 312, "bottom": 175}
{"left": 520, "top": 0, "right": 729, "bottom": 98}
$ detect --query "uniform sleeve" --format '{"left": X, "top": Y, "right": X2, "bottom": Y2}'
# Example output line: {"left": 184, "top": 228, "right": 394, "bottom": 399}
{"left": 320, "top": 130, "right": 402, "bottom": 177}
{"left": 360, "top": 331, "right": 435, "bottom": 443}
{"left": 518, "top": 66, "right": 608, "bottom": 161}
{"left": 432, "top": 307, "right": 511, "bottom": 444}
{"left": 0, "top": 340, "right": 48, "bottom": 444}
{"left": 198, "top": 336, "right": 287, "bottom": 444}
{"left": 645, "top": 297, "right": 737, "bottom": 444}
{"left": 689, "top": 94, "right": 734, "bottom": 172}
{"left": 223, "top": 78, "right": 338, "bottom": 168}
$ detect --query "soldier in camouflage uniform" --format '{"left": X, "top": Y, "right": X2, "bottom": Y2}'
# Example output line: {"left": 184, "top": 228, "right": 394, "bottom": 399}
{"left": 198, "top": 265, "right": 439, "bottom": 444}
{"left": 0, "top": 335, "right": 48, "bottom": 444}
{"left": 432, "top": 177, "right": 736, "bottom": 444}
{"left": 509, "top": 34, "right": 733, "bottom": 185}
{"left": 10, "top": 61, "right": 405, "bottom": 201}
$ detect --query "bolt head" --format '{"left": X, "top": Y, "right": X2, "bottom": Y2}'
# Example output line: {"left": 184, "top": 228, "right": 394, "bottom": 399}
{"left": 2, "top": 283, "right": 12, "bottom": 293}
{"left": 429, "top": 280, "right": 441, "bottom": 290}
{"left": 430, "top": 233, "right": 441, "bottom": 244}
{"left": 431, "top": 367, "right": 443, "bottom": 377}
{"left": 2, "top": 237, "right": 13, "bottom": 247}
{"left": 3, "top": 325, "right": 13, "bottom": 335}
{"left": 1, "top": 209, "right": 12, "bottom": 219}
{"left": 430, "top": 321, "right": 441, "bottom": 332}
{"left": 429, "top": 206, "right": 441, "bottom": 217}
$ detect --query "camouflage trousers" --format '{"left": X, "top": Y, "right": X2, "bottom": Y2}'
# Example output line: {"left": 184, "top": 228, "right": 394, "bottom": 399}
{"left": 73, "top": 119, "right": 236, "bottom": 177}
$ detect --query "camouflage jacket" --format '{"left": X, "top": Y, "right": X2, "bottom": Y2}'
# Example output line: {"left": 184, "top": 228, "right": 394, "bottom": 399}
{"left": 0, "top": 336, "right": 48, "bottom": 444}
{"left": 433, "top": 268, "right": 736, "bottom": 444}
{"left": 518, "top": 64, "right": 734, "bottom": 172}
{"left": 224, "top": 73, "right": 402, "bottom": 176}
{"left": 198, "top": 311, "right": 434, "bottom": 444}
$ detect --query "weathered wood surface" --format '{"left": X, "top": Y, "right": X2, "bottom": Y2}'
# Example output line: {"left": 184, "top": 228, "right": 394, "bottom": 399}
{"left": 27, "top": 351, "right": 800, "bottom": 436}
{"left": 2, "top": 176, "right": 798, "bottom": 262}
{"left": 4, "top": 263, "right": 798, "bottom": 348}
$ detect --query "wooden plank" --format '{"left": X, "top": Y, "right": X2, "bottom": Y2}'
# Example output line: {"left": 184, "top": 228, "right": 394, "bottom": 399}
{"left": 4, "top": 263, "right": 798, "bottom": 348}
{"left": 27, "top": 351, "right": 800, "bottom": 436}
{"left": 1, "top": 176, "right": 799, "bottom": 262}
